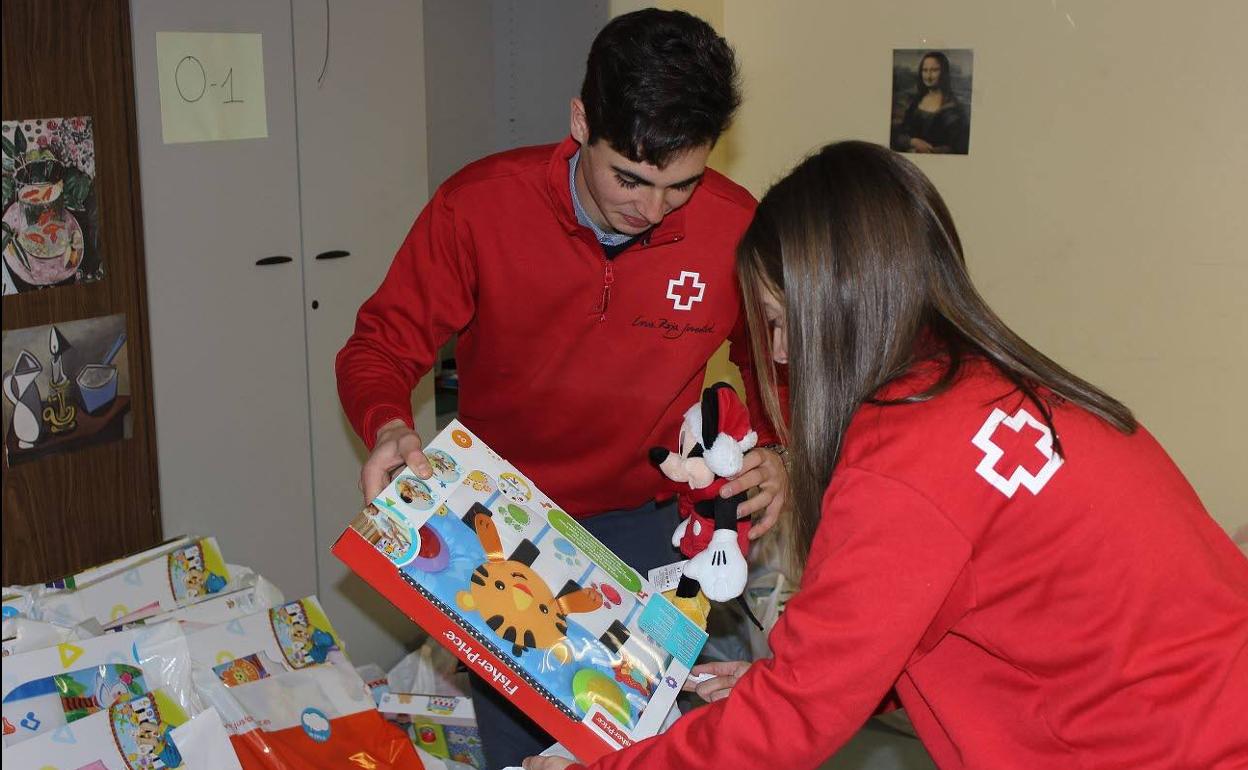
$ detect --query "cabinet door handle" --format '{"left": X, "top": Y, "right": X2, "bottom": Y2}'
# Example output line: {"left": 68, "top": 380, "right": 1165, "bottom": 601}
{"left": 315, "top": 249, "right": 351, "bottom": 260}
{"left": 255, "top": 255, "right": 293, "bottom": 266}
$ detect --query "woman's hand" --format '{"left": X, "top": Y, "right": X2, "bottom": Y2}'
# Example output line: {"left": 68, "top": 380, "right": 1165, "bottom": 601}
{"left": 522, "top": 757, "right": 575, "bottom": 770}
{"left": 717, "top": 447, "right": 789, "bottom": 540}
{"left": 684, "top": 660, "right": 752, "bottom": 702}
{"left": 909, "top": 137, "right": 935, "bottom": 153}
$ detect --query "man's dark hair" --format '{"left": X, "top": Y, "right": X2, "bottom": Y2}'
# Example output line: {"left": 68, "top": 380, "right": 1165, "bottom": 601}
{"left": 580, "top": 9, "right": 740, "bottom": 167}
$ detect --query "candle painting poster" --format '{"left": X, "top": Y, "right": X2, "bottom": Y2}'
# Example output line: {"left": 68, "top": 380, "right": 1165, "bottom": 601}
{"left": 2, "top": 116, "right": 105, "bottom": 295}
{"left": 2, "top": 313, "right": 131, "bottom": 466}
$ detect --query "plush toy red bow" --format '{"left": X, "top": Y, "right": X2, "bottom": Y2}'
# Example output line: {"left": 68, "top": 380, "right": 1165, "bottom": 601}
{"left": 649, "top": 382, "right": 757, "bottom": 628}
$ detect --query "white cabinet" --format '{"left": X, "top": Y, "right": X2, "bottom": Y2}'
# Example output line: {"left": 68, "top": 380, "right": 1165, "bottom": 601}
{"left": 131, "top": 0, "right": 432, "bottom": 668}
{"left": 293, "top": 0, "right": 434, "bottom": 670}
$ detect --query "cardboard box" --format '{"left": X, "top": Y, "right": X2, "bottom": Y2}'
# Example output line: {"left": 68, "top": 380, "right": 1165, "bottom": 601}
{"left": 380, "top": 692, "right": 484, "bottom": 769}
{"left": 333, "top": 420, "right": 706, "bottom": 763}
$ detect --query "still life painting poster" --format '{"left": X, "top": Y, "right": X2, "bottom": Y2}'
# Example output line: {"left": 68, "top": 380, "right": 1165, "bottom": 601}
{"left": 2, "top": 313, "right": 131, "bottom": 466}
{"left": 2, "top": 116, "right": 105, "bottom": 295}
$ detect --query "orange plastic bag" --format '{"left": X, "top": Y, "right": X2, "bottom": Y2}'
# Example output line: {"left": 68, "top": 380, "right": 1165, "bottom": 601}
{"left": 195, "top": 658, "right": 424, "bottom": 769}
{"left": 229, "top": 709, "right": 422, "bottom": 770}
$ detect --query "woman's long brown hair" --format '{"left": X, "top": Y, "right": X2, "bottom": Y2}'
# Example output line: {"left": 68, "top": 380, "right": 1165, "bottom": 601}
{"left": 739, "top": 141, "right": 1135, "bottom": 570}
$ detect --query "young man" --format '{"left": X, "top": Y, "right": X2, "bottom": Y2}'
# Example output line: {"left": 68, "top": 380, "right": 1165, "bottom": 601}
{"left": 336, "top": 10, "right": 785, "bottom": 766}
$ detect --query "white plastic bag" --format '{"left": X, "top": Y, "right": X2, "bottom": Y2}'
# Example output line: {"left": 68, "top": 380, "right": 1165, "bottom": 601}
{"left": 1, "top": 615, "right": 96, "bottom": 656}
{"left": 386, "top": 636, "right": 469, "bottom": 697}
{"left": 191, "top": 658, "right": 424, "bottom": 768}
{"left": 0, "top": 620, "right": 196, "bottom": 747}
{"left": 1, "top": 691, "right": 241, "bottom": 770}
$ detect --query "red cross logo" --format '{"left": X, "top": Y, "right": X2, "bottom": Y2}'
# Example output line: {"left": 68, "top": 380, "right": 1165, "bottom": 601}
{"left": 666, "top": 270, "right": 706, "bottom": 311}
{"left": 971, "top": 407, "right": 1063, "bottom": 497}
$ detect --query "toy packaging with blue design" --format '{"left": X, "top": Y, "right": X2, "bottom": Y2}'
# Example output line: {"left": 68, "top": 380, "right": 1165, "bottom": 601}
{"left": 378, "top": 692, "right": 485, "bottom": 769}
{"left": 332, "top": 419, "right": 708, "bottom": 763}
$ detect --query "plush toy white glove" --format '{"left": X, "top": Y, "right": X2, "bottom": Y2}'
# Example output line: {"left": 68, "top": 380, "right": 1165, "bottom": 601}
{"left": 683, "top": 529, "right": 748, "bottom": 602}
{"left": 671, "top": 517, "right": 690, "bottom": 548}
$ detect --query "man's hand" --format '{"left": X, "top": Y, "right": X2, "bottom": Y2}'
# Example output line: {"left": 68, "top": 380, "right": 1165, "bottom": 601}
{"left": 683, "top": 660, "right": 751, "bottom": 702}
{"left": 716, "top": 447, "right": 788, "bottom": 540}
{"left": 360, "top": 419, "right": 432, "bottom": 501}
{"left": 522, "top": 757, "right": 574, "bottom": 770}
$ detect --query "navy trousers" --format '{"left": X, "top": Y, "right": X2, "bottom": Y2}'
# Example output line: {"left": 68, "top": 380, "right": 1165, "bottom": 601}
{"left": 470, "top": 498, "right": 680, "bottom": 769}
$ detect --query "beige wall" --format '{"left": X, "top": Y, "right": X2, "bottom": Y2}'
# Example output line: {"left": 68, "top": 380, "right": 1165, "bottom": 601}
{"left": 614, "top": 1, "right": 1248, "bottom": 534}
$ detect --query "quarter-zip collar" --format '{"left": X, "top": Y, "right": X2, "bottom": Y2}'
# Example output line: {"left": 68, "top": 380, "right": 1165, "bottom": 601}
{"left": 547, "top": 136, "right": 687, "bottom": 251}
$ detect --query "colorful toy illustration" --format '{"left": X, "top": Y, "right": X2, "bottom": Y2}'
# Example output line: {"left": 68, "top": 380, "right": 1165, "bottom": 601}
{"left": 426, "top": 448, "right": 462, "bottom": 485}
{"left": 110, "top": 692, "right": 183, "bottom": 769}
{"left": 351, "top": 503, "right": 418, "bottom": 564}
{"left": 499, "top": 502, "right": 532, "bottom": 531}
{"left": 612, "top": 657, "right": 653, "bottom": 698}
{"left": 497, "top": 472, "right": 532, "bottom": 504}
{"left": 455, "top": 504, "right": 603, "bottom": 658}
{"left": 396, "top": 475, "right": 436, "bottom": 509}
{"left": 463, "top": 470, "right": 494, "bottom": 493}
{"left": 167, "top": 541, "right": 227, "bottom": 602}
{"left": 2, "top": 663, "right": 146, "bottom": 745}
{"left": 571, "top": 668, "right": 631, "bottom": 725}
{"left": 344, "top": 420, "right": 707, "bottom": 739}
{"left": 409, "top": 523, "right": 450, "bottom": 572}
{"left": 592, "top": 582, "right": 622, "bottom": 610}
{"left": 213, "top": 653, "right": 271, "bottom": 687}
{"left": 270, "top": 599, "right": 337, "bottom": 668}
{"left": 552, "top": 538, "right": 580, "bottom": 568}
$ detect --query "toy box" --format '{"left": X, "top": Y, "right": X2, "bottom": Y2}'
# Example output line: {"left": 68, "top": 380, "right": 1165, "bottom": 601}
{"left": 184, "top": 596, "right": 346, "bottom": 684}
{"left": 41, "top": 536, "right": 197, "bottom": 593}
{"left": 379, "top": 692, "right": 484, "bottom": 769}
{"left": 333, "top": 420, "right": 707, "bottom": 763}
{"left": 108, "top": 575, "right": 284, "bottom": 633}
{"left": 35, "top": 537, "right": 232, "bottom": 627}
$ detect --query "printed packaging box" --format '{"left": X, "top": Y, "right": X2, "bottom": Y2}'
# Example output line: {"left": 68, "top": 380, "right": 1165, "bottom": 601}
{"left": 108, "top": 576, "right": 284, "bottom": 633}
{"left": 0, "top": 538, "right": 195, "bottom": 624}
{"left": 184, "top": 596, "right": 345, "bottom": 684}
{"left": 333, "top": 420, "right": 707, "bottom": 763}
{"left": 35, "top": 538, "right": 232, "bottom": 627}
{"left": 41, "top": 536, "right": 197, "bottom": 593}
{"left": 379, "top": 692, "right": 484, "bottom": 769}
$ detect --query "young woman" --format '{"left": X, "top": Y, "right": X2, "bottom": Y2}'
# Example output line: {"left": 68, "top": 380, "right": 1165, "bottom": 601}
{"left": 891, "top": 51, "right": 970, "bottom": 154}
{"left": 526, "top": 142, "right": 1248, "bottom": 770}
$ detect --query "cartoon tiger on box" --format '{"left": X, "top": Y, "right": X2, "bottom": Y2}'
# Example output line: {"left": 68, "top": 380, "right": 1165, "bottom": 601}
{"left": 455, "top": 503, "right": 601, "bottom": 658}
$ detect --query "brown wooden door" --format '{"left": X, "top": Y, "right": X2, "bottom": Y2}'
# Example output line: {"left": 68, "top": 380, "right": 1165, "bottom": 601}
{"left": 2, "top": 0, "right": 160, "bottom": 583}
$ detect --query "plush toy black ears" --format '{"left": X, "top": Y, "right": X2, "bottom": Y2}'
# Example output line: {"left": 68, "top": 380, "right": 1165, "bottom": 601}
{"left": 701, "top": 387, "right": 719, "bottom": 449}
{"left": 700, "top": 381, "right": 735, "bottom": 448}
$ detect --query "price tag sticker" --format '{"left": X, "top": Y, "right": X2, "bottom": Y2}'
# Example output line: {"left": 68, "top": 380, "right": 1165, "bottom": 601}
{"left": 647, "top": 560, "right": 688, "bottom": 594}
{"left": 155, "top": 32, "right": 268, "bottom": 144}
